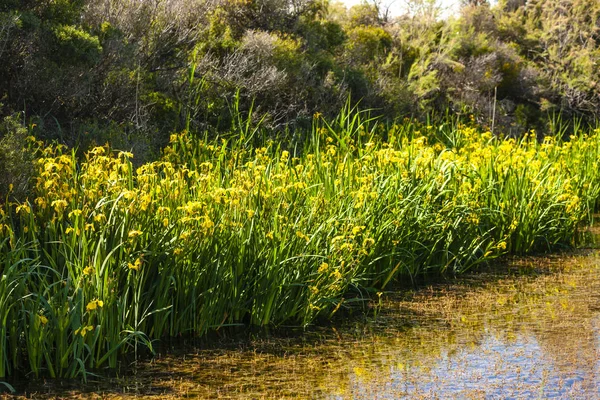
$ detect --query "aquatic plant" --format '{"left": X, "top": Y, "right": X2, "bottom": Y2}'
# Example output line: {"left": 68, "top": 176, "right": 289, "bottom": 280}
{"left": 1, "top": 110, "right": 600, "bottom": 379}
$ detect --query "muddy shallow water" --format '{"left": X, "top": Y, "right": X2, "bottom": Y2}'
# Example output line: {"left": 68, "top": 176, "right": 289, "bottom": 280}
{"left": 11, "top": 232, "right": 600, "bottom": 399}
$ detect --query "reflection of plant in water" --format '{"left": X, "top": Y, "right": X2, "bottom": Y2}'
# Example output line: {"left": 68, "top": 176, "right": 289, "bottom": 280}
{"left": 334, "top": 253, "right": 600, "bottom": 397}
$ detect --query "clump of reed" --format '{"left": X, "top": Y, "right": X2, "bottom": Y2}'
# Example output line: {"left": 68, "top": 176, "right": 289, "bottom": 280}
{"left": 1, "top": 108, "right": 599, "bottom": 381}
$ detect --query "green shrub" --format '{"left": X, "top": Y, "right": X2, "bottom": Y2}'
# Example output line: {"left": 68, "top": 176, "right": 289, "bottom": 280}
{"left": 0, "top": 115, "right": 35, "bottom": 202}
{"left": 52, "top": 24, "right": 102, "bottom": 64}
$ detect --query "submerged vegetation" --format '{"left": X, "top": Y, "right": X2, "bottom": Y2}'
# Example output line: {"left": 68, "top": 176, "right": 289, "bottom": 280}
{"left": 1, "top": 108, "right": 600, "bottom": 380}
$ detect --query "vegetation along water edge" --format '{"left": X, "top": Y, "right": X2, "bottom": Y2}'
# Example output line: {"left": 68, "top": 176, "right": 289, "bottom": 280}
{"left": 1, "top": 109, "right": 600, "bottom": 385}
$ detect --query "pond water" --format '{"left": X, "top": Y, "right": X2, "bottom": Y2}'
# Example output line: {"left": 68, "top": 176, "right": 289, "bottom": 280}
{"left": 14, "top": 228, "right": 600, "bottom": 399}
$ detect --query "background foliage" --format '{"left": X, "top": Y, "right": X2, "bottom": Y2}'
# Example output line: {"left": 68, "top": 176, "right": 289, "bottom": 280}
{"left": 1, "top": 0, "right": 599, "bottom": 156}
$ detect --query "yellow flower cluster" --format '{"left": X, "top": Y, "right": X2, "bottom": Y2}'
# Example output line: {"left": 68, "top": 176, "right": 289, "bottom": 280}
{"left": 128, "top": 258, "right": 143, "bottom": 271}
{"left": 74, "top": 325, "right": 94, "bottom": 337}
{"left": 3, "top": 120, "right": 599, "bottom": 333}
{"left": 86, "top": 299, "right": 104, "bottom": 312}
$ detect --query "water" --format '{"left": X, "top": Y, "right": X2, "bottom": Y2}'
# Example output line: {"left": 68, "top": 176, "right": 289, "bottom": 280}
{"left": 12, "top": 232, "right": 600, "bottom": 399}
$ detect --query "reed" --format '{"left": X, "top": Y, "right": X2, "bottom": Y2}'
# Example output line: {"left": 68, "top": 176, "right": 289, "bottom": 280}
{"left": 1, "top": 109, "right": 599, "bottom": 380}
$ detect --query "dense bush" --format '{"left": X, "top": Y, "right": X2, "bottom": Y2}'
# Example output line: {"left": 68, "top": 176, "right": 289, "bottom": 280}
{"left": 0, "top": 0, "right": 599, "bottom": 157}
{"left": 0, "top": 115, "right": 35, "bottom": 203}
